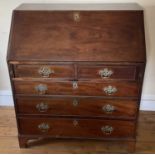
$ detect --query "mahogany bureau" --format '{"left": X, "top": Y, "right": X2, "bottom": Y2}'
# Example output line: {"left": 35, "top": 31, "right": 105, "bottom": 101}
{"left": 7, "top": 3, "right": 146, "bottom": 152}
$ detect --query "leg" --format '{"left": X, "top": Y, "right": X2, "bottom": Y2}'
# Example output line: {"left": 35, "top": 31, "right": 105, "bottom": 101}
{"left": 127, "top": 141, "right": 136, "bottom": 153}
{"left": 18, "top": 136, "right": 29, "bottom": 148}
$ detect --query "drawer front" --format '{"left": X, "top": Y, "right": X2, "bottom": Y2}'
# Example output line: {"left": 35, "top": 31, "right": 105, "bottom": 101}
{"left": 18, "top": 118, "right": 135, "bottom": 138}
{"left": 16, "top": 97, "right": 138, "bottom": 118}
{"left": 78, "top": 65, "right": 137, "bottom": 80}
{"left": 14, "top": 65, "right": 74, "bottom": 79}
{"left": 14, "top": 80, "right": 139, "bottom": 97}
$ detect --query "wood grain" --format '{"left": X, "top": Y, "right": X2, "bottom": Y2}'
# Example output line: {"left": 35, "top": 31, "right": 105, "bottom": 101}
{"left": 13, "top": 80, "right": 140, "bottom": 97}
{"left": 18, "top": 117, "right": 135, "bottom": 138}
{"left": 78, "top": 65, "right": 137, "bottom": 80}
{"left": 7, "top": 11, "right": 146, "bottom": 62}
{"left": 16, "top": 96, "right": 138, "bottom": 118}
{"left": 14, "top": 64, "right": 74, "bottom": 79}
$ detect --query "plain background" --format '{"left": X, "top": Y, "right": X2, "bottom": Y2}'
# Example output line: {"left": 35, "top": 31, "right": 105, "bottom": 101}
{"left": 0, "top": 0, "right": 155, "bottom": 110}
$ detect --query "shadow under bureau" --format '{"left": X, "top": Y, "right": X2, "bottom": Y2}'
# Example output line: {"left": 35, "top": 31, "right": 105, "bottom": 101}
{"left": 7, "top": 3, "right": 146, "bottom": 153}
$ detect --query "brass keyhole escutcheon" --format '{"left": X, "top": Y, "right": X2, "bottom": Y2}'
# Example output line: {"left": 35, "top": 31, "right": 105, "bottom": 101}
{"left": 73, "top": 99, "right": 78, "bottom": 107}
{"left": 73, "top": 12, "right": 80, "bottom": 22}
{"left": 73, "top": 120, "right": 78, "bottom": 127}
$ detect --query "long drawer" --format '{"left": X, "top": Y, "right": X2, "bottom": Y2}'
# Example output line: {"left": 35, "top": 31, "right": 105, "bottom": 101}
{"left": 13, "top": 80, "right": 139, "bottom": 97}
{"left": 18, "top": 117, "right": 135, "bottom": 138}
{"left": 16, "top": 97, "right": 138, "bottom": 118}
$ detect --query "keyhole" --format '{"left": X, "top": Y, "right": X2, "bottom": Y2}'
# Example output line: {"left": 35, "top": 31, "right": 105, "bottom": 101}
{"left": 73, "top": 12, "right": 80, "bottom": 22}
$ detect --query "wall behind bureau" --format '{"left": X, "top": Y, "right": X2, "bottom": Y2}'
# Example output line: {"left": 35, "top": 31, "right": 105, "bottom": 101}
{"left": 0, "top": 0, "right": 155, "bottom": 110}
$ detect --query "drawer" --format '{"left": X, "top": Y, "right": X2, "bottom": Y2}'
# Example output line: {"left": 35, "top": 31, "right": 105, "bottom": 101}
{"left": 13, "top": 80, "right": 139, "bottom": 97}
{"left": 16, "top": 97, "right": 138, "bottom": 118}
{"left": 18, "top": 117, "right": 135, "bottom": 138}
{"left": 78, "top": 65, "right": 137, "bottom": 80}
{"left": 14, "top": 64, "right": 74, "bottom": 79}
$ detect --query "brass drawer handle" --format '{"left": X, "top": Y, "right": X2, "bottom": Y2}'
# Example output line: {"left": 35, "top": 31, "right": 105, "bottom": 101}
{"left": 35, "top": 84, "right": 48, "bottom": 95}
{"left": 102, "top": 104, "right": 115, "bottom": 114}
{"left": 101, "top": 125, "right": 114, "bottom": 135}
{"left": 36, "top": 102, "right": 48, "bottom": 112}
{"left": 99, "top": 68, "right": 113, "bottom": 78}
{"left": 38, "top": 66, "right": 54, "bottom": 78}
{"left": 103, "top": 86, "right": 117, "bottom": 95}
{"left": 38, "top": 123, "right": 50, "bottom": 132}
{"left": 73, "top": 120, "right": 78, "bottom": 126}
{"left": 72, "top": 81, "right": 78, "bottom": 89}
{"left": 73, "top": 12, "right": 80, "bottom": 22}
{"left": 73, "top": 99, "right": 78, "bottom": 106}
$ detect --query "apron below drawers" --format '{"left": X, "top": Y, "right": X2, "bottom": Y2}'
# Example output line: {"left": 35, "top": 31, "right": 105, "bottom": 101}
{"left": 13, "top": 80, "right": 139, "bottom": 97}
{"left": 18, "top": 117, "right": 135, "bottom": 139}
{"left": 16, "top": 97, "right": 138, "bottom": 118}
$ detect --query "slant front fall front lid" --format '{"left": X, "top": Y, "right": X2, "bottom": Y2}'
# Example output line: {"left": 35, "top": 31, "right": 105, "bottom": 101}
{"left": 7, "top": 3, "right": 146, "bottom": 62}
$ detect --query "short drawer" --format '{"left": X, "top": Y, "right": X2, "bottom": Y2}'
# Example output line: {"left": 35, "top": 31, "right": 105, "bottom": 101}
{"left": 16, "top": 97, "right": 138, "bottom": 118}
{"left": 18, "top": 117, "right": 135, "bottom": 138}
{"left": 14, "top": 64, "right": 74, "bottom": 79}
{"left": 13, "top": 80, "right": 139, "bottom": 97}
{"left": 78, "top": 65, "right": 137, "bottom": 80}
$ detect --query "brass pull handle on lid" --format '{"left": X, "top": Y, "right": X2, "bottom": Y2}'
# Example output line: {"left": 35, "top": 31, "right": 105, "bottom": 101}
{"left": 72, "top": 81, "right": 78, "bottom": 89}
{"left": 73, "top": 12, "right": 80, "bottom": 22}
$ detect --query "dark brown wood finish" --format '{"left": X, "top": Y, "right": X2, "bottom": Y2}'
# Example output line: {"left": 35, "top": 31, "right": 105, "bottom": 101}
{"left": 16, "top": 97, "right": 138, "bottom": 118}
{"left": 18, "top": 117, "right": 135, "bottom": 138}
{"left": 13, "top": 80, "right": 139, "bottom": 97}
{"left": 7, "top": 10, "right": 146, "bottom": 62}
{"left": 7, "top": 3, "right": 146, "bottom": 152}
{"left": 14, "top": 64, "right": 74, "bottom": 79}
{"left": 78, "top": 65, "right": 137, "bottom": 80}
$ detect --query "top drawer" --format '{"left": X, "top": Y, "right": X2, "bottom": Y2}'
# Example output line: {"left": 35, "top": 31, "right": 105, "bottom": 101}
{"left": 78, "top": 65, "right": 137, "bottom": 80}
{"left": 13, "top": 64, "right": 74, "bottom": 79}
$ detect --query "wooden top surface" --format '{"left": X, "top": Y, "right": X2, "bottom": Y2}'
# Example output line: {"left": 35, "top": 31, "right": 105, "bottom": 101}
{"left": 7, "top": 4, "right": 146, "bottom": 62}
{"left": 15, "top": 3, "right": 143, "bottom": 11}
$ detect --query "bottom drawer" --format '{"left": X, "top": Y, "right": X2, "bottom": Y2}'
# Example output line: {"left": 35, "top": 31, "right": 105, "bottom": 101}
{"left": 18, "top": 118, "right": 135, "bottom": 139}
